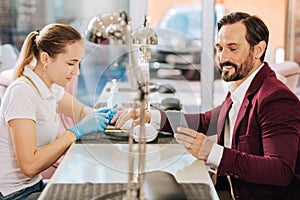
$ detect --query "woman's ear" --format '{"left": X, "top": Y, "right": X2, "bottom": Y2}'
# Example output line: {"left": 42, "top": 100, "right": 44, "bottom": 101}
{"left": 40, "top": 52, "right": 50, "bottom": 65}
{"left": 255, "top": 41, "right": 267, "bottom": 59}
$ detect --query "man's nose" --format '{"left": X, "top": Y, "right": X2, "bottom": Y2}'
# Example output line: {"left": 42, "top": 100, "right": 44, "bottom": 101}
{"left": 218, "top": 50, "right": 230, "bottom": 63}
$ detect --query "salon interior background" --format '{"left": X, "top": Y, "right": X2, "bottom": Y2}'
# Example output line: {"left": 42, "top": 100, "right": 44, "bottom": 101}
{"left": 0, "top": 0, "right": 299, "bottom": 64}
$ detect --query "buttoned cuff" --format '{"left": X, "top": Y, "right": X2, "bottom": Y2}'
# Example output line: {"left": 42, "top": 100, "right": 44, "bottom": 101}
{"left": 206, "top": 143, "right": 224, "bottom": 168}
{"left": 149, "top": 109, "right": 161, "bottom": 130}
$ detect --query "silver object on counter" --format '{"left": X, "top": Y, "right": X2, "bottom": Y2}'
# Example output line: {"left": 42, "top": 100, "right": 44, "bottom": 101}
{"left": 86, "top": 11, "right": 129, "bottom": 45}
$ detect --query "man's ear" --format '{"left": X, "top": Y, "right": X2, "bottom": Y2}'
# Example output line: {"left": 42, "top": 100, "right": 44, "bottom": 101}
{"left": 255, "top": 41, "right": 267, "bottom": 59}
{"left": 40, "top": 52, "right": 50, "bottom": 64}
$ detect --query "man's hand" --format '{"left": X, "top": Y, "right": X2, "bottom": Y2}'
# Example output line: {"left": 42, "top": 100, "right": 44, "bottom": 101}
{"left": 111, "top": 108, "right": 151, "bottom": 129}
{"left": 174, "top": 127, "right": 214, "bottom": 161}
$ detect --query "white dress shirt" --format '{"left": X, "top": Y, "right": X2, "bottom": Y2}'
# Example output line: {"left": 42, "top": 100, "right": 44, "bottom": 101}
{"left": 206, "top": 64, "right": 264, "bottom": 168}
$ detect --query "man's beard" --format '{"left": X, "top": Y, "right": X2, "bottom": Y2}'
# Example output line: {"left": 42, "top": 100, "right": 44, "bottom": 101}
{"left": 219, "top": 52, "right": 255, "bottom": 82}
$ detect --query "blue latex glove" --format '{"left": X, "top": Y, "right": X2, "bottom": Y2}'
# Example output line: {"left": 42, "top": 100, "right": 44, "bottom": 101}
{"left": 95, "top": 107, "right": 111, "bottom": 114}
{"left": 108, "top": 109, "right": 118, "bottom": 125}
{"left": 95, "top": 105, "right": 118, "bottom": 122}
{"left": 68, "top": 112, "right": 109, "bottom": 140}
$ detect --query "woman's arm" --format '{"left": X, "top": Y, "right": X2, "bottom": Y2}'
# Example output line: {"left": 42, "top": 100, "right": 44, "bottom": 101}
{"left": 57, "top": 92, "right": 93, "bottom": 122}
{"left": 9, "top": 118, "right": 76, "bottom": 178}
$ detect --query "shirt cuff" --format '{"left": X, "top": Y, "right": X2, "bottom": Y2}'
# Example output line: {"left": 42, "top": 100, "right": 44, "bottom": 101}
{"left": 149, "top": 109, "right": 161, "bottom": 130}
{"left": 206, "top": 143, "right": 224, "bottom": 168}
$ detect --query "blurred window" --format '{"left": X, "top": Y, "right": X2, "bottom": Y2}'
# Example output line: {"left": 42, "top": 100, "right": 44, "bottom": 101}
{"left": 157, "top": 4, "right": 226, "bottom": 40}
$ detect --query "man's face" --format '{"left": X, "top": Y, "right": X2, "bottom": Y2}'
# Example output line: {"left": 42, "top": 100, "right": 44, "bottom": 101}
{"left": 215, "top": 22, "right": 256, "bottom": 83}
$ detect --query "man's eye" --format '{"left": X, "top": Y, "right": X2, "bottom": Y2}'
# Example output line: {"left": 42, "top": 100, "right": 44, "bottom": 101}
{"left": 68, "top": 63, "right": 75, "bottom": 66}
{"left": 230, "top": 48, "right": 237, "bottom": 51}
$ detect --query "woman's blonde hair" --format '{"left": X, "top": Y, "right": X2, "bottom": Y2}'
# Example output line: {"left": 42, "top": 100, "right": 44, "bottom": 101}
{"left": 13, "top": 23, "right": 82, "bottom": 79}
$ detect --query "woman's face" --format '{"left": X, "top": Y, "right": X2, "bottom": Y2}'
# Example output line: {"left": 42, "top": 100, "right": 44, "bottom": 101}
{"left": 47, "top": 39, "right": 84, "bottom": 87}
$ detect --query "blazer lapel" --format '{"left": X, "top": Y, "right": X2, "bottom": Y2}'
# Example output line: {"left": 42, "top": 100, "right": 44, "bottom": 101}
{"left": 231, "top": 98, "right": 250, "bottom": 147}
{"left": 231, "top": 63, "right": 274, "bottom": 147}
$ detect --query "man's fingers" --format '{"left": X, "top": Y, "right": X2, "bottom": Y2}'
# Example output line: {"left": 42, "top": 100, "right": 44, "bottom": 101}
{"left": 177, "top": 127, "right": 197, "bottom": 137}
{"left": 114, "top": 108, "right": 136, "bottom": 129}
{"left": 110, "top": 111, "right": 120, "bottom": 123}
{"left": 115, "top": 114, "right": 131, "bottom": 129}
{"left": 174, "top": 133, "right": 194, "bottom": 148}
{"left": 176, "top": 139, "right": 192, "bottom": 148}
{"left": 174, "top": 127, "right": 198, "bottom": 148}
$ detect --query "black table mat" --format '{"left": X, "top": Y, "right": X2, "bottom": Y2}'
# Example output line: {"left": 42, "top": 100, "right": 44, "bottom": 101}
{"left": 77, "top": 131, "right": 177, "bottom": 144}
{"left": 41, "top": 182, "right": 212, "bottom": 200}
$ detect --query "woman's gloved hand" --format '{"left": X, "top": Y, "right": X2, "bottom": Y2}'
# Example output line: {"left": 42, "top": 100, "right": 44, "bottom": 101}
{"left": 95, "top": 104, "right": 118, "bottom": 122}
{"left": 68, "top": 112, "right": 109, "bottom": 140}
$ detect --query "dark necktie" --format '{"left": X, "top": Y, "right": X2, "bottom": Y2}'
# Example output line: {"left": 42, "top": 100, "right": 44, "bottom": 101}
{"left": 217, "top": 92, "right": 232, "bottom": 145}
{"left": 217, "top": 92, "right": 236, "bottom": 200}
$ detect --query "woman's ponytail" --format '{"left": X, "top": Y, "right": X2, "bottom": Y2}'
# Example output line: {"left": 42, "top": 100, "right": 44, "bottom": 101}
{"left": 13, "top": 30, "right": 39, "bottom": 80}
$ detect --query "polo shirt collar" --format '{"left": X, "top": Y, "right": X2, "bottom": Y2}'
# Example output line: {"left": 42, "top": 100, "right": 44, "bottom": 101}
{"left": 23, "top": 67, "right": 54, "bottom": 99}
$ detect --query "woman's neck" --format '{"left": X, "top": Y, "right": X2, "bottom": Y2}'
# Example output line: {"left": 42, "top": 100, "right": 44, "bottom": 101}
{"left": 33, "top": 65, "right": 52, "bottom": 88}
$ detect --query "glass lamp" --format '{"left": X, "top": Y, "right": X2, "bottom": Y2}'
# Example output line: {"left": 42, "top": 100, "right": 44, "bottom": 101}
{"left": 131, "top": 17, "right": 158, "bottom": 109}
{"left": 85, "top": 11, "right": 129, "bottom": 68}
{"left": 86, "top": 11, "right": 128, "bottom": 45}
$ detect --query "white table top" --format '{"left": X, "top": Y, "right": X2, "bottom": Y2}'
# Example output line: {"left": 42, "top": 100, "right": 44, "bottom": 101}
{"left": 41, "top": 143, "right": 219, "bottom": 199}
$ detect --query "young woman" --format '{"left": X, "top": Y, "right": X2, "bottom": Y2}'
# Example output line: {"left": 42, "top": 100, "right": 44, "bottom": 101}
{"left": 0, "top": 23, "right": 113, "bottom": 199}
